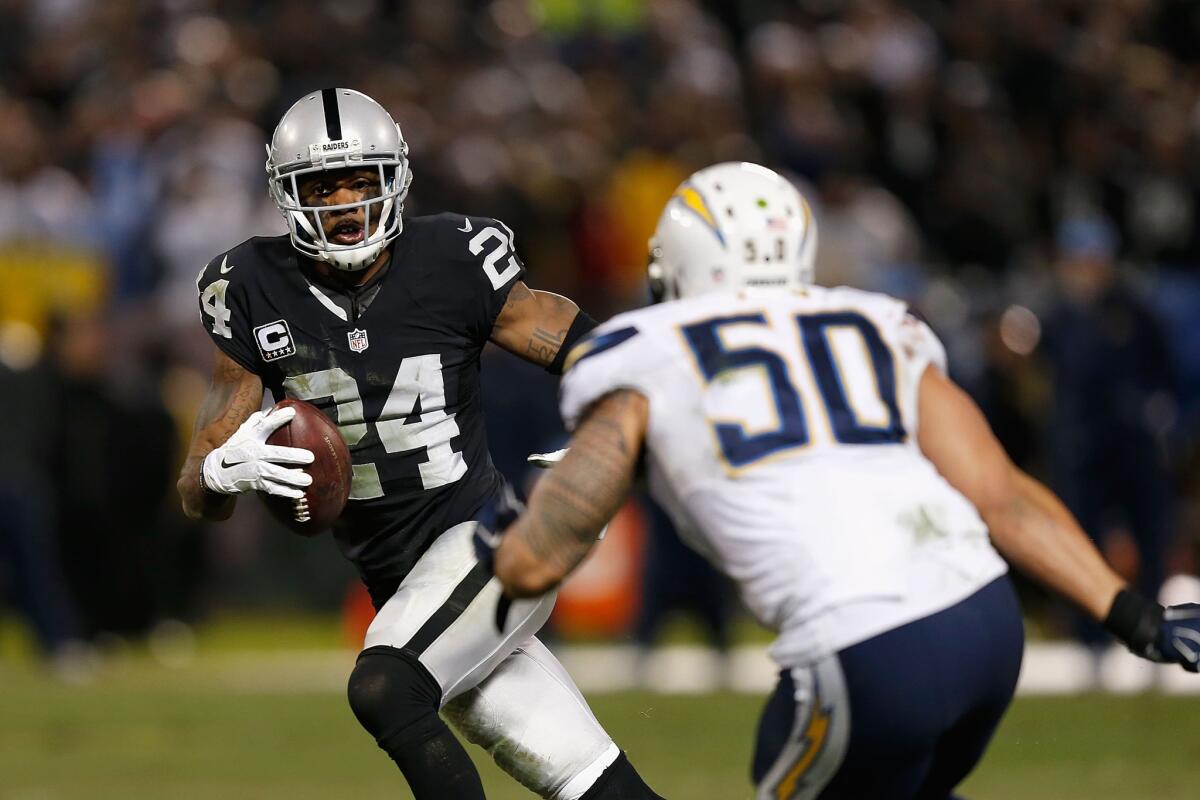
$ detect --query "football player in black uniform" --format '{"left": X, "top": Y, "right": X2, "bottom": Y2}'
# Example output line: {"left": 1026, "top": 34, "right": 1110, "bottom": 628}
{"left": 178, "top": 89, "right": 663, "bottom": 800}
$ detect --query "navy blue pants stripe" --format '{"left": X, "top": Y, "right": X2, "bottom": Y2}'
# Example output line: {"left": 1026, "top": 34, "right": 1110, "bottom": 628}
{"left": 754, "top": 576, "right": 1024, "bottom": 799}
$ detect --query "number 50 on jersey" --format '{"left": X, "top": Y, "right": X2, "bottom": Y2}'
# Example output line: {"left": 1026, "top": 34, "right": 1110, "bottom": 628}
{"left": 682, "top": 311, "right": 906, "bottom": 469}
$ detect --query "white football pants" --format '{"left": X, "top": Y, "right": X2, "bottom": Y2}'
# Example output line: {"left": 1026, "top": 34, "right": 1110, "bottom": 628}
{"left": 362, "top": 521, "right": 619, "bottom": 799}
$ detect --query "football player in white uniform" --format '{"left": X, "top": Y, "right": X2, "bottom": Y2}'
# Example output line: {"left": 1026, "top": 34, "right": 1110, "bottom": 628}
{"left": 484, "top": 162, "right": 1200, "bottom": 799}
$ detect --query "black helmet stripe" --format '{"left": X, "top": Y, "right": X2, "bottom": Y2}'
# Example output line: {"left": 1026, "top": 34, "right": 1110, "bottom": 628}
{"left": 321, "top": 88, "right": 342, "bottom": 140}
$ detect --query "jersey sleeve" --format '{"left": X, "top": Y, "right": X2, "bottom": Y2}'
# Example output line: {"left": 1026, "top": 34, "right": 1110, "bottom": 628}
{"left": 559, "top": 317, "right": 664, "bottom": 431}
{"left": 897, "top": 310, "right": 948, "bottom": 375}
{"left": 420, "top": 214, "right": 528, "bottom": 344}
{"left": 195, "top": 253, "right": 260, "bottom": 374}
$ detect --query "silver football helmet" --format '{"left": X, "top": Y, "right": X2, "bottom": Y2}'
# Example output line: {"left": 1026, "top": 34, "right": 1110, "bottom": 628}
{"left": 266, "top": 88, "right": 413, "bottom": 271}
{"left": 648, "top": 162, "right": 817, "bottom": 301}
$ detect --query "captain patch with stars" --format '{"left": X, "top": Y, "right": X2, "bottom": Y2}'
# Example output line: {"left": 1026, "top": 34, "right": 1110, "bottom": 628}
{"left": 195, "top": 212, "right": 526, "bottom": 602}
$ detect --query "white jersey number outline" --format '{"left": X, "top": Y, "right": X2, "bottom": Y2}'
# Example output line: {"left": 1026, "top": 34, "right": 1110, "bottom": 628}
{"left": 200, "top": 279, "right": 233, "bottom": 339}
{"left": 283, "top": 356, "right": 467, "bottom": 499}
{"left": 681, "top": 310, "right": 904, "bottom": 469}
{"left": 468, "top": 223, "right": 522, "bottom": 290}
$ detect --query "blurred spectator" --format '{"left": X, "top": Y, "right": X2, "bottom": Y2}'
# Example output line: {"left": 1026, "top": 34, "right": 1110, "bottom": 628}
{"left": 975, "top": 305, "right": 1046, "bottom": 474}
{"left": 47, "top": 311, "right": 178, "bottom": 641}
{"left": 633, "top": 498, "right": 733, "bottom": 682}
{"left": 2, "top": 1, "right": 1200, "bottom": 286}
{"left": 0, "top": 321, "right": 85, "bottom": 673}
{"left": 1042, "top": 217, "right": 1178, "bottom": 636}
{"left": 0, "top": 97, "right": 94, "bottom": 242}
{"left": 813, "top": 169, "right": 923, "bottom": 295}
{"left": 480, "top": 345, "right": 566, "bottom": 488}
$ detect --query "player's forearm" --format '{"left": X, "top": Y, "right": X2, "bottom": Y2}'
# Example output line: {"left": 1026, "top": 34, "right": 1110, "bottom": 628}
{"left": 495, "top": 391, "right": 647, "bottom": 597}
{"left": 177, "top": 450, "right": 235, "bottom": 521}
{"left": 983, "top": 469, "right": 1125, "bottom": 621}
{"left": 495, "top": 443, "right": 629, "bottom": 596}
{"left": 177, "top": 354, "right": 263, "bottom": 521}
{"left": 494, "top": 507, "right": 587, "bottom": 597}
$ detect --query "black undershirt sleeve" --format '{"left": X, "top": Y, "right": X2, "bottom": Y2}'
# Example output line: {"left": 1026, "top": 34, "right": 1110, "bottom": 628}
{"left": 548, "top": 310, "right": 598, "bottom": 375}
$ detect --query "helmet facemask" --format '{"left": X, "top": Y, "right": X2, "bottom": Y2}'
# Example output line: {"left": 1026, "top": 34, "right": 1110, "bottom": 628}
{"left": 267, "top": 137, "right": 412, "bottom": 272}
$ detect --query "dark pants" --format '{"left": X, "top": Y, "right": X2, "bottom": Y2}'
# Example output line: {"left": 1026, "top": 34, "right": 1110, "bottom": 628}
{"left": 634, "top": 498, "right": 731, "bottom": 650}
{"left": 0, "top": 480, "right": 79, "bottom": 653}
{"left": 753, "top": 577, "right": 1024, "bottom": 799}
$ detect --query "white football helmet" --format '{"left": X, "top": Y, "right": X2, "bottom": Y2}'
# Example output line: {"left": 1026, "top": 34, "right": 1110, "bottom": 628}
{"left": 266, "top": 88, "right": 413, "bottom": 271}
{"left": 648, "top": 162, "right": 817, "bottom": 301}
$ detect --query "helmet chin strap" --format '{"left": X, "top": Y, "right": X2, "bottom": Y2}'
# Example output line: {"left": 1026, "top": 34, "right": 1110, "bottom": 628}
{"left": 322, "top": 241, "right": 385, "bottom": 272}
{"left": 291, "top": 197, "right": 399, "bottom": 272}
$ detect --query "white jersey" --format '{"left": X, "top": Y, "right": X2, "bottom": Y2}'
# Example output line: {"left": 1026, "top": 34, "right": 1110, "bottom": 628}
{"left": 560, "top": 286, "right": 1008, "bottom": 667}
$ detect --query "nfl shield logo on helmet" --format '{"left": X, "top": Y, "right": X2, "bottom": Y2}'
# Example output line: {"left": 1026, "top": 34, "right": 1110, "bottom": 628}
{"left": 348, "top": 328, "right": 369, "bottom": 353}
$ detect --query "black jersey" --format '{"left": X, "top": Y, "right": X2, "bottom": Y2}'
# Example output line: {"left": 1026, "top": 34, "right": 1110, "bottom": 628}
{"left": 196, "top": 213, "right": 526, "bottom": 605}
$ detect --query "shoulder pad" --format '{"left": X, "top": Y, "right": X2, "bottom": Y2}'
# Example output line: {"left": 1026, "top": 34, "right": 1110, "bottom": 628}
{"left": 563, "top": 324, "right": 641, "bottom": 373}
{"left": 401, "top": 213, "right": 526, "bottom": 342}
{"left": 560, "top": 310, "right": 672, "bottom": 430}
{"left": 195, "top": 236, "right": 289, "bottom": 291}
{"left": 406, "top": 213, "right": 500, "bottom": 250}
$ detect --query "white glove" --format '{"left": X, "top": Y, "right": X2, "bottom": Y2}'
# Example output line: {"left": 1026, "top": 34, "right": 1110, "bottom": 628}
{"left": 201, "top": 407, "right": 314, "bottom": 499}
{"left": 526, "top": 449, "right": 568, "bottom": 469}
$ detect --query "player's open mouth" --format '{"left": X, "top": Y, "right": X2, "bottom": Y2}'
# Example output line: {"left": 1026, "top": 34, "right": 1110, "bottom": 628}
{"left": 331, "top": 220, "right": 365, "bottom": 245}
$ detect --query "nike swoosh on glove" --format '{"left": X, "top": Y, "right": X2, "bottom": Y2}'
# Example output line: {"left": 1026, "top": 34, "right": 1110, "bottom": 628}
{"left": 201, "top": 406, "right": 314, "bottom": 499}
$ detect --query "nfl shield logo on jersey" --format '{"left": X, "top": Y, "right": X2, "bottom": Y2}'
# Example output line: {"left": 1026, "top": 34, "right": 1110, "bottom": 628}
{"left": 348, "top": 328, "right": 369, "bottom": 353}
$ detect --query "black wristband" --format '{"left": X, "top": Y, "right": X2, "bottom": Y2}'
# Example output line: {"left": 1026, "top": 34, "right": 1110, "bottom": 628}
{"left": 1103, "top": 589, "right": 1163, "bottom": 655}
{"left": 199, "top": 463, "right": 226, "bottom": 500}
{"left": 548, "top": 310, "right": 598, "bottom": 375}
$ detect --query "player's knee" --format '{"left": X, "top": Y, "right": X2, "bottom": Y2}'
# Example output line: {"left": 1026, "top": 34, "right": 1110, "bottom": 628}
{"left": 347, "top": 646, "right": 444, "bottom": 751}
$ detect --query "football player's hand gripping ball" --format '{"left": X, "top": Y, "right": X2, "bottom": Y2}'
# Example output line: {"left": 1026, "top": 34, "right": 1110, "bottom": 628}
{"left": 1106, "top": 590, "right": 1200, "bottom": 672}
{"left": 201, "top": 407, "right": 315, "bottom": 500}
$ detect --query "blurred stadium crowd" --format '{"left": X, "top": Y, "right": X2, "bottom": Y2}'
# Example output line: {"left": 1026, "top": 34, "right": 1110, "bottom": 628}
{"left": 3, "top": 0, "right": 1200, "bottom": 671}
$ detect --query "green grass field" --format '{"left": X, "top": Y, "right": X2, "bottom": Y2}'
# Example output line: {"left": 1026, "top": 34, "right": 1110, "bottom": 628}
{"left": 2, "top": 651, "right": 1198, "bottom": 800}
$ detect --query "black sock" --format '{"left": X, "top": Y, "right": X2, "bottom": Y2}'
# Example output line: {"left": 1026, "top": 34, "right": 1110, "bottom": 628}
{"left": 579, "top": 752, "right": 666, "bottom": 800}
{"left": 380, "top": 716, "right": 485, "bottom": 800}
{"left": 347, "top": 648, "right": 485, "bottom": 800}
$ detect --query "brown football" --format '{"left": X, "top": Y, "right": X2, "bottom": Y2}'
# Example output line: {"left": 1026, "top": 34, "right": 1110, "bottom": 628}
{"left": 261, "top": 398, "right": 352, "bottom": 536}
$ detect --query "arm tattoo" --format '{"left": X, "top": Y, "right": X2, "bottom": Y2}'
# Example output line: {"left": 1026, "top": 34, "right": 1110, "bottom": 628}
{"left": 178, "top": 354, "right": 262, "bottom": 518}
{"left": 526, "top": 326, "right": 566, "bottom": 364}
{"left": 493, "top": 282, "right": 580, "bottom": 366}
{"left": 518, "top": 391, "right": 643, "bottom": 574}
{"left": 192, "top": 360, "right": 254, "bottom": 434}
